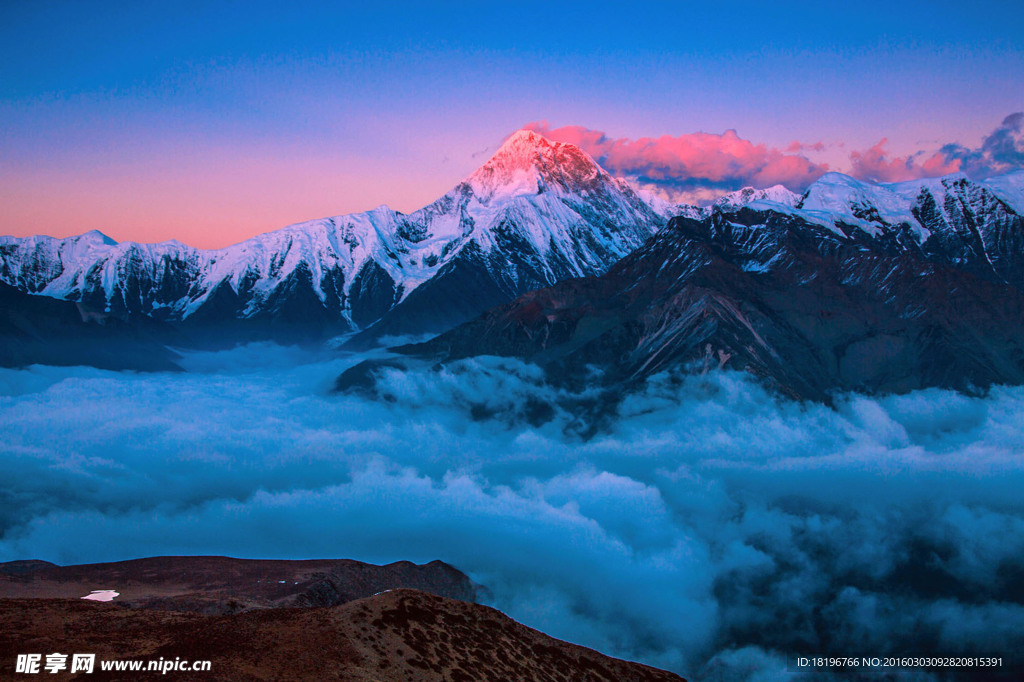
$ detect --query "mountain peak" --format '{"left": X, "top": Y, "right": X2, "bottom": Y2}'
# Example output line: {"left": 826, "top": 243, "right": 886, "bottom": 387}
{"left": 811, "top": 171, "right": 871, "bottom": 188}
{"left": 475, "top": 129, "right": 559, "bottom": 176}
{"left": 466, "top": 129, "right": 607, "bottom": 202}
{"left": 80, "top": 229, "right": 118, "bottom": 246}
{"left": 712, "top": 184, "right": 801, "bottom": 209}
{"left": 497, "top": 128, "right": 552, "bottom": 154}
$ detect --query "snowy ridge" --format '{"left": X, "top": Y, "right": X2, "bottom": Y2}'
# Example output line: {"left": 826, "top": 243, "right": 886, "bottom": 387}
{"left": 0, "top": 130, "right": 663, "bottom": 335}
{"left": 792, "top": 172, "right": 923, "bottom": 238}
{"left": 790, "top": 172, "right": 1024, "bottom": 245}
{"left": 679, "top": 172, "right": 1024, "bottom": 258}
{"left": 687, "top": 171, "right": 1024, "bottom": 293}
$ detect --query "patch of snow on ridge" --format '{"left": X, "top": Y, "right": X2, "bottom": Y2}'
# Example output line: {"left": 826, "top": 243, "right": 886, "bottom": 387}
{"left": 81, "top": 590, "right": 119, "bottom": 602}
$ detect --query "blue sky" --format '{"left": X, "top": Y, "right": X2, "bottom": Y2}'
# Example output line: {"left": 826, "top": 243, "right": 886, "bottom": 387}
{"left": 2, "top": 0, "right": 1022, "bottom": 246}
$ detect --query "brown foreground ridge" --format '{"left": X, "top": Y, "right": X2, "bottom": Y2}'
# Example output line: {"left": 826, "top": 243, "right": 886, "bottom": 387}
{"left": 0, "top": 555, "right": 478, "bottom": 614}
{"left": 0, "top": 589, "right": 685, "bottom": 681}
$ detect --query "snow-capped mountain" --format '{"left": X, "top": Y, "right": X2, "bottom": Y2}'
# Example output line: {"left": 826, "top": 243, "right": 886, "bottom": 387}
{"left": 710, "top": 184, "right": 802, "bottom": 211}
{"left": 0, "top": 130, "right": 664, "bottom": 343}
{"left": 397, "top": 171, "right": 1024, "bottom": 402}
{"left": 647, "top": 171, "right": 1024, "bottom": 291}
{"left": 4, "top": 126, "right": 1024, "bottom": 367}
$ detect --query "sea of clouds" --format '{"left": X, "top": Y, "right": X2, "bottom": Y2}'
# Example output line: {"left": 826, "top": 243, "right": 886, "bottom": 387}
{"left": 1, "top": 344, "right": 1022, "bottom": 680}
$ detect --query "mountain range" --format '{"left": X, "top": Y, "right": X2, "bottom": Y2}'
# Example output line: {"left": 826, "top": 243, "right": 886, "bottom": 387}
{"left": 398, "top": 170, "right": 1024, "bottom": 401}
{"left": 4, "top": 130, "right": 1024, "bottom": 400}
{"left": 0, "top": 556, "right": 479, "bottom": 613}
{"left": 0, "top": 130, "right": 664, "bottom": 349}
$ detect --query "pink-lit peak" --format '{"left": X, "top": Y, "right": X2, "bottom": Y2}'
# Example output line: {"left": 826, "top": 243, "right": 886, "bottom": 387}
{"left": 466, "top": 129, "right": 607, "bottom": 201}
{"left": 473, "top": 129, "right": 559, "bottom": 174}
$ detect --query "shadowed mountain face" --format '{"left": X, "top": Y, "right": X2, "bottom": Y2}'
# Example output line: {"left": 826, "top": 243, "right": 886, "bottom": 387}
{"left": 0, "top": 556, "right": 478, "bottom": 615}
{"left": 0, "top": 588, "right": 685, "bottom": 682}
{"left": 400, "top": 203, "right": 1024, "bottom": 402}
{"left": 0, "top": 281, "right": 183, "bottom": 371}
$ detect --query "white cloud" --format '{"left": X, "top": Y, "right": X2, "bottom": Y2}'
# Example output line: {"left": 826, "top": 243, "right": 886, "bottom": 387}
{"left": 1, "top": 348, "right": 1022, "bottom": 679}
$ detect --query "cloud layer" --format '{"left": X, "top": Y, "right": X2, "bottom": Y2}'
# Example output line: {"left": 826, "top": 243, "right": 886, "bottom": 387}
{"left": 1, "top": 348, "right": 1023, "bottom": 680}
{"left": 528, "top": 113, "right": 1024, "bottom": 201}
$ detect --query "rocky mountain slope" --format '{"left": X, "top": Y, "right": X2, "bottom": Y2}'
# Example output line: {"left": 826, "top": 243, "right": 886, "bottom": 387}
{"left": 396, "top": 172, "right": 1024, "bottom": 402}
{"left": 0, "top": 587, "right": 685, "bottom": 681}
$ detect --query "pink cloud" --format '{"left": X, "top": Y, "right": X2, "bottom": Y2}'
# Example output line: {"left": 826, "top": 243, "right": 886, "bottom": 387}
{"left": 525, "top": 117, "right": 1024, "bottom": 199}
{"left": 525, "top": 121, "right": 828, "bottom": 201}
{"left": 849, "top": 138, "right": 962, "bottom": 183}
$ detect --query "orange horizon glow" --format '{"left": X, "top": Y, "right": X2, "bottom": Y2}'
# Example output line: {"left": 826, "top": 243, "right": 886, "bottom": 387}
{"left": 0, "top": 153, "right": 464, "bottom": 250}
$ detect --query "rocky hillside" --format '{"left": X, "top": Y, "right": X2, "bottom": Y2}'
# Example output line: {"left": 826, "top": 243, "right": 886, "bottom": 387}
{"left": 0, "top": 589, "right": 685, "bottom": 681}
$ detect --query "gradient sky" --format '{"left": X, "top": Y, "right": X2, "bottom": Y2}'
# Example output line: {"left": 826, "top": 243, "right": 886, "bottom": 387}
{"left": 2, "top": 0, "right": 1022, "bottom": 248}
